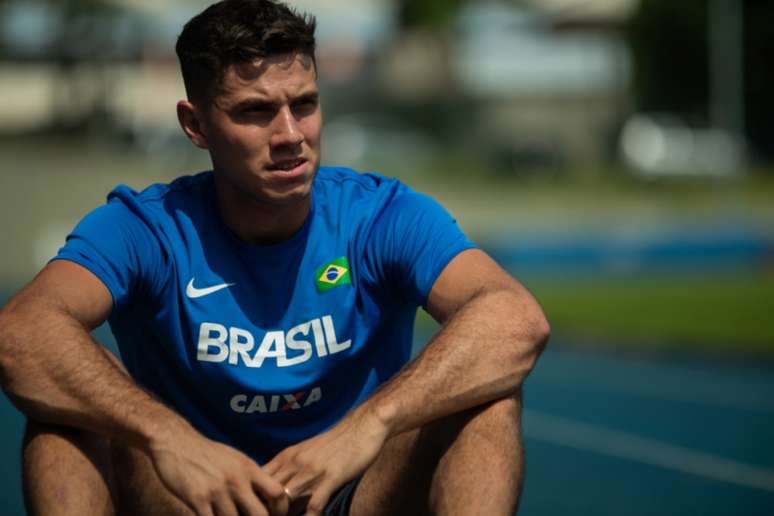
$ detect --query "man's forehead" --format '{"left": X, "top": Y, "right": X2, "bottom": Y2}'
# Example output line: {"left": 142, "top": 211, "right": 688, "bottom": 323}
{"left": 218, "top": 53, "right": 317, "bottom": 100}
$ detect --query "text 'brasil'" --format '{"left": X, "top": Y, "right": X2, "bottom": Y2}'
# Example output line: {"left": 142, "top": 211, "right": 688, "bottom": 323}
{"left": 197, "top": 315, "right": 351, "bottom": 368}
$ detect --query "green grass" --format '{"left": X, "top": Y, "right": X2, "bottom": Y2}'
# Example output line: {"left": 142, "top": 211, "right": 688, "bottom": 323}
{"left": 415, "top": 272, "right": 774, "bottom": 354}
{"left": 527, "top": 273, "right": 774, "bottom": 353}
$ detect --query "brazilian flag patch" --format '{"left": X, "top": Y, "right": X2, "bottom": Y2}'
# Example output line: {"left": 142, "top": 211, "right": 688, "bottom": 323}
{"left": 315, "top": 257, "right": 351, "bottom": 292}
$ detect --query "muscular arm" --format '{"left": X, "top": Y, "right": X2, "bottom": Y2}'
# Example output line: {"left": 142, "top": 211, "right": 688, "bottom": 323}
{"left": 266, "top": 249, "right": 549, "bottom": 514}
{"left": 0, "top": 261, "right": 176, "bottom": 446}
{"left": 0, "top": 261, "right": 288, "bottom": 516}
{"left": 364, "top": 248, "right": 549, "bottom": 434}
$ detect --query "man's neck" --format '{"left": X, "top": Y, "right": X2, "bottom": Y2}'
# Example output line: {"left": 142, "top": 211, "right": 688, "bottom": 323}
{"left": 213, "top": 176, "right": 311, "bottom": 246}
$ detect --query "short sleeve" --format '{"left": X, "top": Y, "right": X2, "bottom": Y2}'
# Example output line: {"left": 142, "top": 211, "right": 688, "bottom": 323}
{"left": 364, "top": 188, "right": 476, "bottom": 307}
{"left": 52, "top": 199, "right": 167, "bottom": 310}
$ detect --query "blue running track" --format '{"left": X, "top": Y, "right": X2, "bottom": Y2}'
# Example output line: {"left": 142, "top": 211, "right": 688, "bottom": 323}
{"left": 1, "top": 334, "right": 773, "bottom": 514}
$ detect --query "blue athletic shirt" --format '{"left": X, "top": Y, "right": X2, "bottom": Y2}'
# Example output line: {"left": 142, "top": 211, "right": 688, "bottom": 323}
{"left": 54, "top": 167, "right": 475, "bottom": 463}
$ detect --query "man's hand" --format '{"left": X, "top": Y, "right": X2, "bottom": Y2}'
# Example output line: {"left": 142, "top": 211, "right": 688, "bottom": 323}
{"left": 149, "top": 421, "right": 290, "bottom": 516}
{"left": 264, "top": 406, "right": 390, "bottom": 516}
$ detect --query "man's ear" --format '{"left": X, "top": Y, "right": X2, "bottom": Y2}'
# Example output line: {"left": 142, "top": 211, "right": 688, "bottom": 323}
{"left": 177, "top": 100, "right": 209, "bottom": 149}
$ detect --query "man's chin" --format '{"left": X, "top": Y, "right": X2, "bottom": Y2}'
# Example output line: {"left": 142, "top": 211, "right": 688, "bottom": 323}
{"left": 260, "top": 166, "right": 317, "bottom": 204}
{"left": 253, "top": 181, "right": 313, "bottom": 206}
{"left": 215, "top": 163, "right": 317, "bottom": 207}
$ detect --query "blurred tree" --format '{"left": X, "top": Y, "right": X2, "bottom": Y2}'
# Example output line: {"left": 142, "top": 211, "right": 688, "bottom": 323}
{"left": 627, "top": 0, "right": 774, "bottom": 163}
{"left": 396, "top": 0, "right": 466, "bottom": 28}
{"left": 627, "top": 0, "right": 709, "bottom": 121}
{"left": 37, "top": 0, "right": 133, "bottom": 133}
{"left": 743, "top": 0, "right": 774, "bottom": 162}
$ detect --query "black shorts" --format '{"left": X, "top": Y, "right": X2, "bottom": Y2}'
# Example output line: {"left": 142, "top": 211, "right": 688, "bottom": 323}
{"left": 323, "top": 476, "right": 361, "bottom": 516}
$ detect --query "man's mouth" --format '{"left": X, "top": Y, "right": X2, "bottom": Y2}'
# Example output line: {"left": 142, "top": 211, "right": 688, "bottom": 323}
{"left": 268, "top": 158, "right": 307, "bottom": 172}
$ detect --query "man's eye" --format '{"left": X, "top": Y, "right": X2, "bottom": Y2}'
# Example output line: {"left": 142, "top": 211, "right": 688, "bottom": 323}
{"left": 293, "top": 99, "right": 317, "bottom": 112}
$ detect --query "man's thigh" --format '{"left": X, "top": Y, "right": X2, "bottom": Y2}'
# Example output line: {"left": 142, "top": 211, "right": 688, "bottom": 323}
{"left": 348, "top": 413, "right": 469, "bottom": 516}
{"left": 348, "top": 394, "right": 524, "bottom": 516}
{"left": 23, "top": 420, "right": 118, "bottom": 516}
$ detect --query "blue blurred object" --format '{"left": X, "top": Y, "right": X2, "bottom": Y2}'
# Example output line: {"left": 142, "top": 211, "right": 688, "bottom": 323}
{"left": 485, "top": 224, "right": 773, "bottom": 277}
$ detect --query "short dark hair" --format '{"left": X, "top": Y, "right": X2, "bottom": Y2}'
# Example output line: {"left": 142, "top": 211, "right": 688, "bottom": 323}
{"left": 176, "top": 0, "right": 316, "bottom": 104}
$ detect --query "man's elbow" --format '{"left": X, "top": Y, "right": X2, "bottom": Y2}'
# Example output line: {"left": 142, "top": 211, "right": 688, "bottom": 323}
{"left": 531, "top": 309, "right": 551, "bottom": 350}
{"left": 505, "top": 296, "right": 550, "bottom": 372}
{"left": 0, "top": 307, "right": 26, "bottom": 390}
{"left": 0, "top": 301, "right": 51, "bottom": 394}
{"left": 523, "top": 307, "right": 550, "bottom": 356}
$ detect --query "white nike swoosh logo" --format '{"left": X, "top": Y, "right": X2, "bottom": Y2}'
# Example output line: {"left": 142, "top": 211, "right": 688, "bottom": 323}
{"left": 186, "top": 278, "right": 235, "bottom": 299}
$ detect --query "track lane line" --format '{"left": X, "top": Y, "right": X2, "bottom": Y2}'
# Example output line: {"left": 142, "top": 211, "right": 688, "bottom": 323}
{"left": 524, "top": 410, "right": 774, "bottom": 492}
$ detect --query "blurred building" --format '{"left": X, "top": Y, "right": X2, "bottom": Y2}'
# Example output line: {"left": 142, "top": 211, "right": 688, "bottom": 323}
{"left": 380, "top": 0, "right": 636, "bottom": 172}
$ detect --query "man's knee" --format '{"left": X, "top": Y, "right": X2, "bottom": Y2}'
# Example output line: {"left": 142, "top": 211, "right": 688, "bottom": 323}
{"left": 110, "top": 440, "right": 194, "bottom": 515}
{"left": 477, "top": 389, "right": 523, "bottom": 434}
{"left": 23, "top": 419, "right": 116, "bottom": 516}
{"left": 425, "top": 392, "right": 525, "bottom": 515}
{"left": 351, "top": 392, "right": 525, "bottom": 515}
{"left": 23, "top": 419, "right": 114, "bottom": 476}
{"left": 22, "top": 420, "right": 191, "bottom": 516}
{"left": 430, "top": 389, "right": 523, "bottom": 447}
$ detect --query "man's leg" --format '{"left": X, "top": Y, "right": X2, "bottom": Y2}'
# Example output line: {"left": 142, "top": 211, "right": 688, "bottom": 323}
{"left": 23, "top": 347, "right": 192, "bottom": 516}
{"left": 349, "top": 390, "right": 524, "bottom": 516}
{"left": 22, "top": 420, "right": 117, "bottom": 516}
{"left": 110, "top": 442, "right": 194, "bottom": 515}
{"left": 23, "top": 418, "right": 194, "bottom": 516}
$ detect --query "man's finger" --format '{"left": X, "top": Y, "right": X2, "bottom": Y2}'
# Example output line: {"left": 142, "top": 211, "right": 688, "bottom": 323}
{"left": 262, "top": 461, "right": 277, "bottom": 476}
{"left": 284, "top": 471, "right": 320, "bottom": 506}
{"left": 197, "top": 504, "right": 216, "bottom": 516}
{"left": 261, "top": 486, "right": 289, "bottom": 516}
{"left": 251, "top": 464, "right": 286, "bottom": 498}
{"left": 211, "top": 492, "right": 239, "bottom": 516}
{"left": 263, "top": 457, "right": 281, "bottom": 476}
{"left": 250, "top": 467, "right": 289, "bottom": 515}
{"left": 270, "top": 465, "right": 295, "bottom": 486}
{"left": 231, "top": 482, "right": 270, "bottom": 516}
{"left": 305, "top": 481, "right": 336, "bottom": 516}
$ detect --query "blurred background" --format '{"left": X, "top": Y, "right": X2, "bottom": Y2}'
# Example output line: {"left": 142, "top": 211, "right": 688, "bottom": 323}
{"left": 0, "top": 0, "right": 772, "bottom": 514}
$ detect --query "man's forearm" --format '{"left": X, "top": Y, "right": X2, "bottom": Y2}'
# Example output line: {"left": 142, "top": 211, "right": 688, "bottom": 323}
{"left": 1, "top": 299, "right": 292, "bottom": 514}
{"left": 360, "top": 288, "right": 549, "bottom": 437}
{"left": 0, "top": 300, "right": 187, "bottom": 451}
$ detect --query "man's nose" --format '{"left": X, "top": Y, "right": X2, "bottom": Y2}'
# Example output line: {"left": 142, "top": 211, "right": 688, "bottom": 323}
{"left": 270, "top": 106, "right": 304, "bottom": 148}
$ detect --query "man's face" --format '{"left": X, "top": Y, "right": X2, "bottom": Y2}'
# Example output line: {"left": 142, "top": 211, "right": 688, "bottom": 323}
{"left": 200, "top": 53, "right": 321, "bottom": 206}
